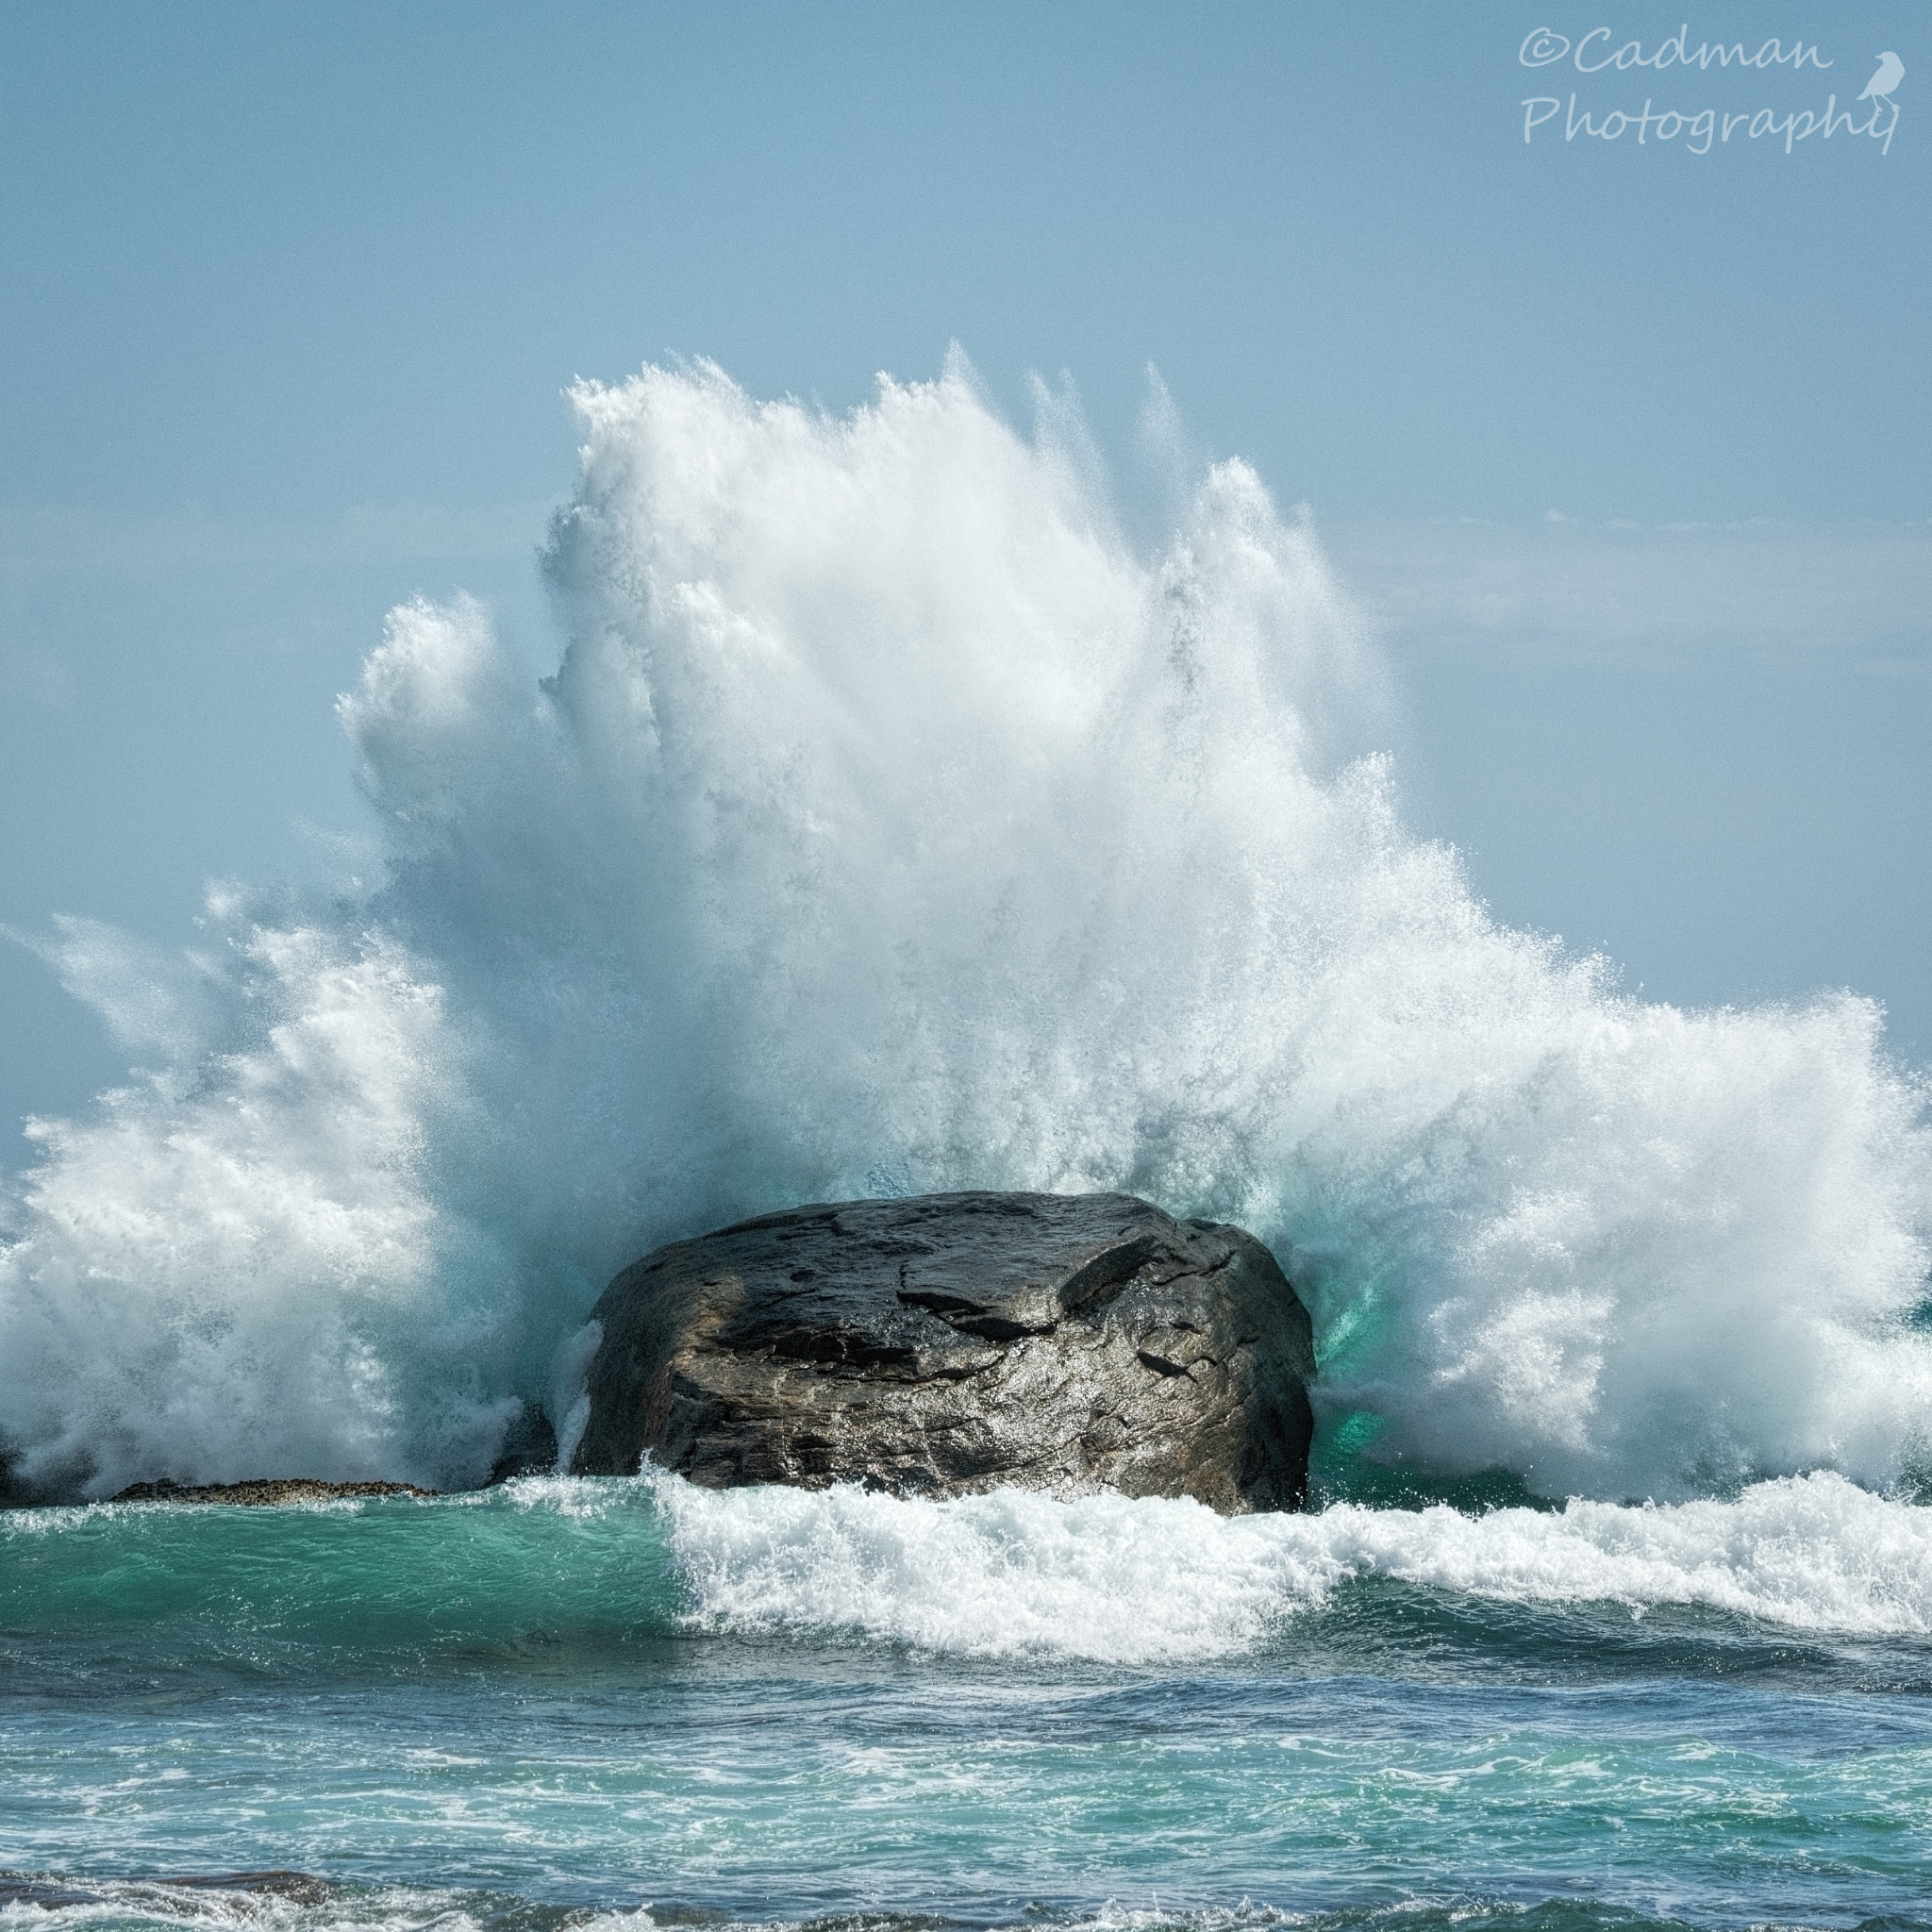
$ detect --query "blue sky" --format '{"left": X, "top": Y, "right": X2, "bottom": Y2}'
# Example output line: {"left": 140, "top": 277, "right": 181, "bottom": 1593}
{"left": 3, "top": 0, "right": 1927, "bottom": 1128}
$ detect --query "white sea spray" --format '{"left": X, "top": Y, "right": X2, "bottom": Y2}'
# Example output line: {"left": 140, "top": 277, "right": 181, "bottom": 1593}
{"left": 2, "top": 357, "right": 1928, "bottom": 1500}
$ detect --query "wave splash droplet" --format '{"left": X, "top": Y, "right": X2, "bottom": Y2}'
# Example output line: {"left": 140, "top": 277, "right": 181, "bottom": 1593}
{"left": 2, "top": 357, "right": 1928, "bottom": 1502}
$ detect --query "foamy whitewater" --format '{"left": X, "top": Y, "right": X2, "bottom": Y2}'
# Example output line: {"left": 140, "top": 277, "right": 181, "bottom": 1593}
{"left": 6, "top": 357, "right": 1932, "bottom": 1932}
{"left": 651, "top": 1469, "right": 1932, "bottom": 1658}
{"left": 5, "top": 355, "right": 1928, "bottom": 1506}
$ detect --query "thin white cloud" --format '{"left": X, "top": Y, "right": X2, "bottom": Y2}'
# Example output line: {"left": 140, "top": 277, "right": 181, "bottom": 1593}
{"left": 0, "top": 498, "right": 559, "bottom": 705}
{"left": 0, "top": 498, "right": 557, "bottom": 576}
{"left": 1324, "top": 515, "right": 1932, "bottom": 675}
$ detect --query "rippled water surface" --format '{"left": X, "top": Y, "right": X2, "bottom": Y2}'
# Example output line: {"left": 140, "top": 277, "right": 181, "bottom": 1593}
{"left": 6, "top": 1480, "right": 1931, "bottom": 1932}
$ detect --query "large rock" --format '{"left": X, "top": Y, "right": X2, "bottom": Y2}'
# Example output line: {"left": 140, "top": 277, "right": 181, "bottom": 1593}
{"left": 572, "top": 1191, "right": 1316, "bottom": 1512}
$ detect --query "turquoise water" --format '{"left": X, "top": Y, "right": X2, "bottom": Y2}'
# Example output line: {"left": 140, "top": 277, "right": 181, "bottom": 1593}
{"left": 7, "top": 1478, "right": 1932, "bottom": 1932}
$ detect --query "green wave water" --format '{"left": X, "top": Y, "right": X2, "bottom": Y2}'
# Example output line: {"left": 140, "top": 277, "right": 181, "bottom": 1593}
{"left": 4, "top": 1481, "right": 683, "bottom": 1681}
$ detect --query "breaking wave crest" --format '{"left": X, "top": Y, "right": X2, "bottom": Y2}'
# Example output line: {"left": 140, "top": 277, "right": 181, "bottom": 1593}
{"left": 2, "top": 355, "right": 1929, "bottom": 1502}
{"left": 8, "top": 1470, "right": 1929, "bottom": 1668}
{"left": 656, "top": 1469, "right": 1932, "bottom": 1660}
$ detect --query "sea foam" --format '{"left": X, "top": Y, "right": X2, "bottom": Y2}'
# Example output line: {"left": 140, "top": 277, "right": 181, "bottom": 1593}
{"left": 2, "top": 356, "right": 1928, "bottom": 1501}
{"left": 653, "top": 1469, "right": 1932, "bottom": 1660}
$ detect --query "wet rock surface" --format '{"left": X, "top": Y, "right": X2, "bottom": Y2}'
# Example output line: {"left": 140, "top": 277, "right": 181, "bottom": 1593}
{"left": 110, "top": 1478, "right": 437, "bottom": 1506}
{"left": 573, "top": 1191, "right": 1316, "bottom": 1512}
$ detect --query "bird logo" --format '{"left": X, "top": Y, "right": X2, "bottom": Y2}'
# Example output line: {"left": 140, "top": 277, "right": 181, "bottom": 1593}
{"left": 1858, "top": 52, "right": 1904, "bottom": 102}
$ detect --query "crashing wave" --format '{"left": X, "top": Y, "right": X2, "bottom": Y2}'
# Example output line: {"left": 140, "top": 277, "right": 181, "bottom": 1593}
{"left": 2, "top": 357, "right": 1928, "bottom": 1501}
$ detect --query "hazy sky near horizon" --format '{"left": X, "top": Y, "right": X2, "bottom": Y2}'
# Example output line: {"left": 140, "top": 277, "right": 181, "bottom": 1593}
{"left": 3, "top": 0, "right": 1928, "bottom": 1139}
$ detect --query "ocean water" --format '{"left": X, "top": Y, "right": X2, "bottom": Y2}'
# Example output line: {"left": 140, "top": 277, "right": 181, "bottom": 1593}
{"left": 7, "top": 1476, "right": 1932, "bottom": 1932}
{"left": 4, "top": 359, "right": 1931, "bottom": 1929}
